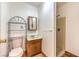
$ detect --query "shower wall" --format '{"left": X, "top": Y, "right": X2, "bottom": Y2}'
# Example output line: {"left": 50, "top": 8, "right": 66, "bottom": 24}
{"left": 56, "top": 17, "right": 66, "bottom": 56}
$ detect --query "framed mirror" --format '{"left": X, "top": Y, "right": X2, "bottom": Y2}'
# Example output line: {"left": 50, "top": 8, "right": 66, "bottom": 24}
{"left": 28, "top": 16, "right": 37, "bottom": 31}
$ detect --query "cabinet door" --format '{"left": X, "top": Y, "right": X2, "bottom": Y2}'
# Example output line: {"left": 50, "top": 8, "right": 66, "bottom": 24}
{"left": 27, "top": 42, "right": 34, "bottom": 56}
{"left": 33, "top": 41, "right": 41, "bottom": 54}
{"left": 27, "top": 39, "right": 42, "bottom": 56}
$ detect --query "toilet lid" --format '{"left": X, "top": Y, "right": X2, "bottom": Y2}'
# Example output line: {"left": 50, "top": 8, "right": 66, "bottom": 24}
{"left": 9, "top": 47, "right": 23, "bottom": 57}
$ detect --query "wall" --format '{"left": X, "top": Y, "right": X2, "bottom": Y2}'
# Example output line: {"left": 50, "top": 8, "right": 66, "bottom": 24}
{"left": 0, "top": 2, "right": 38, "bottom": 56}
{"left": 8, "top": 2, "right": 38, "bottom": 36}
{"left": 7, "top": 2, "right": 38, "bottom": 37}
{"left": 0, "top": 3, "right": 1, "bottom": 36}
{"left": 38, "top": 2, "right": 55, "bottom": 56}
{"left": 0, "top": 2, "right": 9, "bottom": 56}
{"left": 57, "top": 3, "right": 79, "bottom": 56}
{"left": 0, "top": 3, "right": 1, "bottom": 56}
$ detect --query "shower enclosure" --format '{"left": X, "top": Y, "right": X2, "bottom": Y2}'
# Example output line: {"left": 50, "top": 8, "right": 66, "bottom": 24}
{"left": 56, "top": 17, "right": 66, "bottom": 56}
{"left": 8, "top": 16, "right": 26, "bottom": 56}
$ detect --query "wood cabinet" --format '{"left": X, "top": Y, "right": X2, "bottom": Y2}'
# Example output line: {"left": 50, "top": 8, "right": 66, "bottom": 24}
{"left": 26, "top": 39, "right": 42, "bottom": 57}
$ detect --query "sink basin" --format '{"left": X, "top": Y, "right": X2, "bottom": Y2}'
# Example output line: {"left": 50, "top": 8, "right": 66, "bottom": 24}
{"left": 27, "top": 35, "right": 42, "bottom": 41}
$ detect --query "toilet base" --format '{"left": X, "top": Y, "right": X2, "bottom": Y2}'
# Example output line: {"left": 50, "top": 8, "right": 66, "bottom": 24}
{"left": 9, "top": 47, "right": 23, "bottom": 57}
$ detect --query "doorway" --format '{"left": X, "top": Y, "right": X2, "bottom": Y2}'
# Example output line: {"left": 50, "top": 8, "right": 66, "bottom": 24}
{"left": 56, "top": 17, "right": 66, "bottom": 56}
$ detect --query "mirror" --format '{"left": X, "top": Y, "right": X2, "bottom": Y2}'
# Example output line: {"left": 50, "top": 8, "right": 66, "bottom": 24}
{"left": 28, "top": 16, "right": 37, "bottom": 31}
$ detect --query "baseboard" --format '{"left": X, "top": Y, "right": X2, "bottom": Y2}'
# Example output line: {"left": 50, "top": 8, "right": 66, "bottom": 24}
{"left": 56, "top": 50, "right": 77, "bottom": 57}
{"left": 57, "top": 50, "right": 65, "bottom": 57}
{"left": 41, "top": 52, "right": 47, "bottom": 57}
{"left": 64, "top": 51, "right": 77, "bottom": 57}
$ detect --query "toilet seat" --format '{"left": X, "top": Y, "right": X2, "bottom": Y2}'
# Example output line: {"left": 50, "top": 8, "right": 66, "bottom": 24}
{"left": 9, "top": 47, "right": 23, "bottom": 57}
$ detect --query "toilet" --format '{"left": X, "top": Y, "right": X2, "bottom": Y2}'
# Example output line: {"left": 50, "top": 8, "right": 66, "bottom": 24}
{"left": 8, "top": 38, "right": 24, "bottom": 57}
{"left": 9, "top": 47, "right": 23, "bottom": 57}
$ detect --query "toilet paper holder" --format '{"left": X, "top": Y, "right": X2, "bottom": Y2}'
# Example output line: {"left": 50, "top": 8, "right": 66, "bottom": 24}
{"left": 0, "top": 40, "right": 7, "bottom": 44}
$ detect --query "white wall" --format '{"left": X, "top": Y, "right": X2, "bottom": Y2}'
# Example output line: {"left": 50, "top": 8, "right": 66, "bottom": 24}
{"left": 57, "top": 3, "right": 79, "bottom": 56}
{"left": 38, "top": 2, "right": 55, "bottom": 57}
{"left": 0, "top": 2, "right": 9, "bottom": 56}
{"left": 0, "top": 2, "right": 1, "bottom": 56}
{"left": 0, "top": 2, "right": 38, "bottom": 56}
{"left": 8, "top": 2, "right": 38, "bottom": 36}
{"left": 7, "top": 2, "right": 38, "bottom": 37}
{"left": 0, "top": 3, "right": 1, "bottom": 36}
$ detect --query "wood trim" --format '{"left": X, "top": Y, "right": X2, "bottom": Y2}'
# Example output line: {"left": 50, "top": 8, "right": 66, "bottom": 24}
{"left": 62, "top": 51, "right": 77, "bottom": 57}
{"left": 41, "top": 52, "right": 47, "bottom": 57}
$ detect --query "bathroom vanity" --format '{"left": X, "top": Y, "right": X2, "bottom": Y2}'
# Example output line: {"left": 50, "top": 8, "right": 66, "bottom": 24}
{"left": 26, "top": 36, "right": 42, "bottom": 57}
{"left": 25, "top": 16, "right": 42, "bottom": 57}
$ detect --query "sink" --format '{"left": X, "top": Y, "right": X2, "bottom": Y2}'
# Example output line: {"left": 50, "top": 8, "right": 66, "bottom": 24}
{"left": 27, "top": 35, "right": 42, "bottom": 41}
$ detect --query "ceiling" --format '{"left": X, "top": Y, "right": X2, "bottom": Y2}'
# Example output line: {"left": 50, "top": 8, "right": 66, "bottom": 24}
{"left": 26, "top": 2, "right": 43, "bottom": 7}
